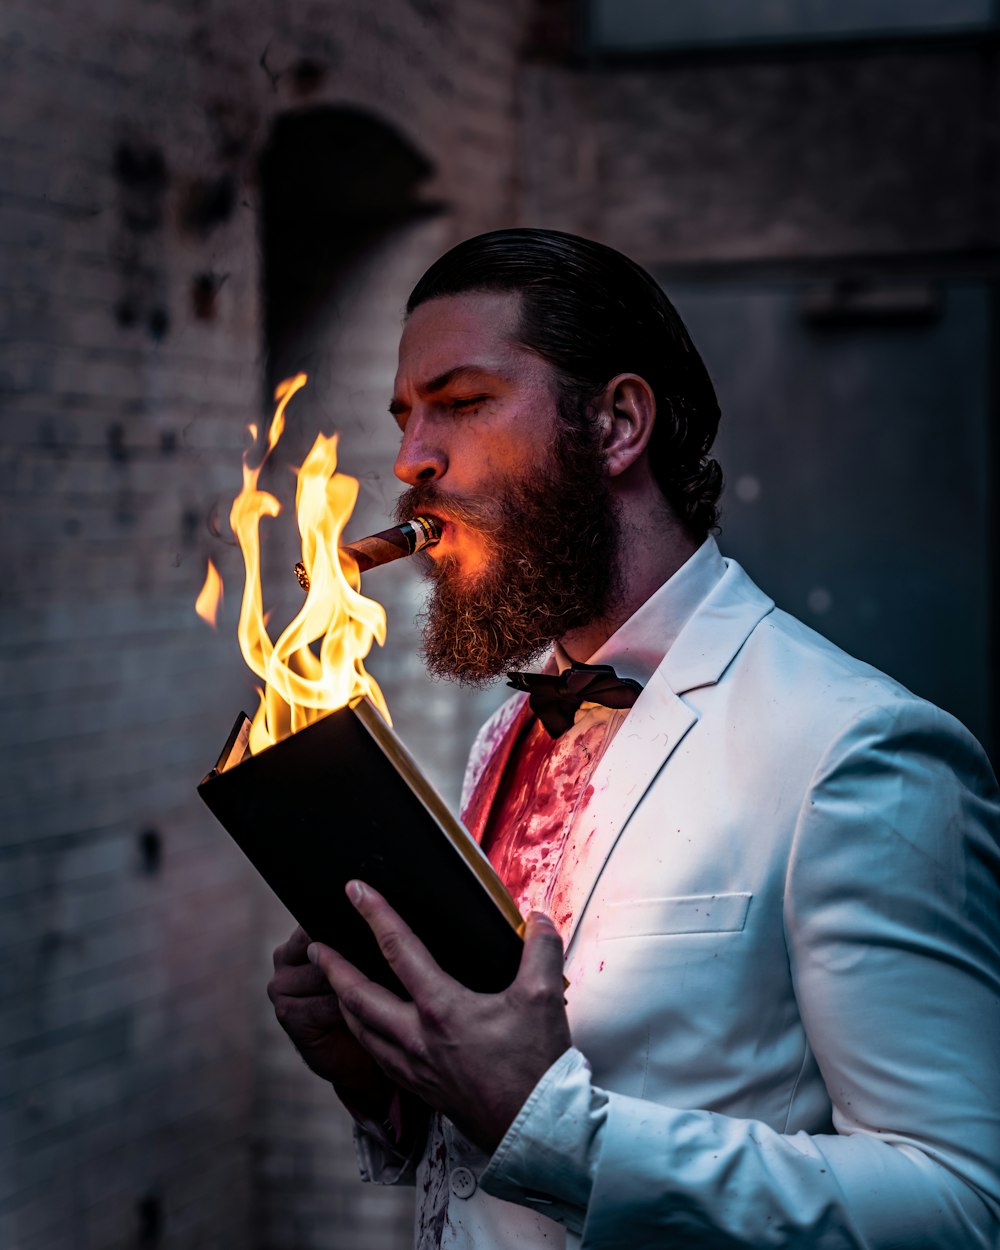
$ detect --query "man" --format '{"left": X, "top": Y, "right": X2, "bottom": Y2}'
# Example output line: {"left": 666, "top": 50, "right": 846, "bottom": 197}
{"left": 268, "top": 229, "right": 1000, "bottom": 1249}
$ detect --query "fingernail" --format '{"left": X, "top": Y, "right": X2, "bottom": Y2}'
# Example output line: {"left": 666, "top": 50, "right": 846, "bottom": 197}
{"left": 306, "top": 944, "right": 318, "bottom": 964}
{"left": 346, "top": 880, "right": 364, "bottom": 905}
{"left": 529, "top": 911, "right": 554, "bottom": 927}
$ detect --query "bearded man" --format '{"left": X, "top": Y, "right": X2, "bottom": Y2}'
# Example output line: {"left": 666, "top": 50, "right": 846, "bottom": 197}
{"left": 268, "top": 229, "right": 1000, "bottom": 1250}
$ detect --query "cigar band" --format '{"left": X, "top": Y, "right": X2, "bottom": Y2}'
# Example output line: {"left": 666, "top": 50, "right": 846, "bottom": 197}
{"left": 405, "top": 515, "right": 442, "bottom": 553}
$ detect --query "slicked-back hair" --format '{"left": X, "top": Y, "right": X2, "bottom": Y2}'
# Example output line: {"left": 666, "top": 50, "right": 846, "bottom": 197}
{"left": 406, "top": 228, "right": 723, "bottom": 537}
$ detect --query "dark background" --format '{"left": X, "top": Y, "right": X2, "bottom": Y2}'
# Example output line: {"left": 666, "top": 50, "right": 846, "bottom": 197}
{"left": 1, "top": 2, "right": 996, "bottom": 1247}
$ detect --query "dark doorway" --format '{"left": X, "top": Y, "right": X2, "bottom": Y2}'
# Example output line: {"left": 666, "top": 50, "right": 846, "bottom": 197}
{"left": 259, "top": 105, "right": 443, "bottom": 398}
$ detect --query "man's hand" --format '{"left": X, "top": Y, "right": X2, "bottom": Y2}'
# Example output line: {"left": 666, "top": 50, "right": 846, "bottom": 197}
{"left": 267, "top": 924, "right": 398, "bottom": 1119}
{"left": 306, "top": 881, "right": 573, "bottom": 1155}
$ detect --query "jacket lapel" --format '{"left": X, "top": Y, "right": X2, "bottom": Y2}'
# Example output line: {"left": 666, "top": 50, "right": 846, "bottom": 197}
{"left": 560, "top": 560, "right": 774, "bottom": 954}
{"left": 557, "top": 671, "right": 696, "bottom": 952}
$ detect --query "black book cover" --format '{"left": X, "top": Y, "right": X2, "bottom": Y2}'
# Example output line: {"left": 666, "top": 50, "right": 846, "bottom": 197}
{"left": 197, "top": 701, "right": 525, "bottom": 994}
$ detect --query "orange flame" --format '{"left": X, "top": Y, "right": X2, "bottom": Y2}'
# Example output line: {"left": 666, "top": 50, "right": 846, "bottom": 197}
{"left": 196, "top": 558, "right": 223, "bottom": 628}
{"left": 202, "top": 371, "right": 390, "bottom": 757}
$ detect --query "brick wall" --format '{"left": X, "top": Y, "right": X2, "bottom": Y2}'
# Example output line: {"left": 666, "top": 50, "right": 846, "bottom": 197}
{"left": 0, "top": 2, "right": 528, "bottom": 1248}
{"left": 518, "top": 40, "right": 1000, "bottom": 266}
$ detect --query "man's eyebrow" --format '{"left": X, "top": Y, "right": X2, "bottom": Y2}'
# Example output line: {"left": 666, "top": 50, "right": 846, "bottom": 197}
{"left": 388, "top": 365, "right": 505, "bottom": 416}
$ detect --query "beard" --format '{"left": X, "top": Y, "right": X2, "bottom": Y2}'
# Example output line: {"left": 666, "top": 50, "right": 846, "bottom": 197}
{"left": 394, "top": 415, "right": 622, "bottom": 685}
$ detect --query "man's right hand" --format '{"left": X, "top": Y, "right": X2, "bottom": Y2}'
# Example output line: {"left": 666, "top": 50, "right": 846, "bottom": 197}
{"left": 267, "top": 924, "right": 396, "bottom": 1118}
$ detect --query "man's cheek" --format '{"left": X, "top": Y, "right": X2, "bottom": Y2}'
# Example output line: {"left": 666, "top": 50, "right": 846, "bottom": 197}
{"left": 440, "top": 532, "right": 493, "bottom": 580}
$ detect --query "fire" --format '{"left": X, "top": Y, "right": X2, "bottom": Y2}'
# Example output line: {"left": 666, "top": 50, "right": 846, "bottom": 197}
{"left": 195, "top": 558, "right": 223, "bottom": 628}
{"left": 198, "top": 372, "right": 390, "bottom": 756}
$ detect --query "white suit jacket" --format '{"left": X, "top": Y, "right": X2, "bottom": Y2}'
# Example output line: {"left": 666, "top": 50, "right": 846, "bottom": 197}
{"left": 358, "top": 545, "right": 1000, "bottom": 1249}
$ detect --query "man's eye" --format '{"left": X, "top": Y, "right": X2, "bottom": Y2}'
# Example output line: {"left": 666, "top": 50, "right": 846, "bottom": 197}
{"left": 450, "top": 396, "right": 488, "bottom": 412}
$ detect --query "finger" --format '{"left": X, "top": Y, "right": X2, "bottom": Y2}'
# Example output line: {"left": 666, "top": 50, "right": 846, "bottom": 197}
{"left": 307, "top": 940, "right": 417, "bottom": 1047}
{"left": 344, "top": 880, "right": 452, "bottom": 1001}
{"left": 272, "top": 925, "right": 313, "bottom": 970}
{"left": 272, "top": 989, "right": 346, "bottom": 1034}
{"left": 268, "top": 962, "right": 336, "bottom": 1001}
{"left": 329, "top": 984, "right": 426, "bottom": 1094}
{"left": 513, "top": 912, "right": 566, "bottom": 999}
{"left": 336, "top": 1009, "right": 421, "bottom": 1092}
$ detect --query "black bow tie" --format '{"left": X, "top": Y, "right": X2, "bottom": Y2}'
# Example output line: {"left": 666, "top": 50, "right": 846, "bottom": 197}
{"left": 506, "top": 662, "right": 644, "bottom": 739}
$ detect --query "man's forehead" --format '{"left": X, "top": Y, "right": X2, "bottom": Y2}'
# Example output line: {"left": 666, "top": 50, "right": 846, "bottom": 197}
{"left": 394, "top": 290, "right": 525, "bottom": 385}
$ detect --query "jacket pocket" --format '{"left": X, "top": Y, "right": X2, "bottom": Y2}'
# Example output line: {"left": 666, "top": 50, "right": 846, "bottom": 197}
{"left": 600, "top": 891, "right": 753, "bottom": 938}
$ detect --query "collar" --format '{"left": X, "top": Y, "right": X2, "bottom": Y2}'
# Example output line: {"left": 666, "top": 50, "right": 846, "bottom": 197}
{"left": 551, "top": 537, "right": 727, "bottom": 687}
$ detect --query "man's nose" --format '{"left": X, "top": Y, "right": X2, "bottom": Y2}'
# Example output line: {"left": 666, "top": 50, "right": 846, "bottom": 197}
{"left": 393, "top": 415, "right": 447, "bottom": 486}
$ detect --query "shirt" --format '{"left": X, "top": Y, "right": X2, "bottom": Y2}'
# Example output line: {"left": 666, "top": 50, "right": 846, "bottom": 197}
{"left": 481, "top": 711, "right": 620, "bottom": 929}
{"left": 470, "top": 538, "right": 725, "bottom": 934}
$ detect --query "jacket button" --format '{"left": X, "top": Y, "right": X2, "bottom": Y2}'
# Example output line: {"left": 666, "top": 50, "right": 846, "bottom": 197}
{"left": 449, "top": 1166, "right": 477, "bottom": 1199}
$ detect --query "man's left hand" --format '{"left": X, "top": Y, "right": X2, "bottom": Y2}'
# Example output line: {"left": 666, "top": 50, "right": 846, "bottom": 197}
{"left": 307, "top": 880, "right": 572, "bottom": 1154}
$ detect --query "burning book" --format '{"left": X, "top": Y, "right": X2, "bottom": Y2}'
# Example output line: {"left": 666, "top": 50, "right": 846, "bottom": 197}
{"left": 195, "top": 375, "right": 524, "bottom": 994}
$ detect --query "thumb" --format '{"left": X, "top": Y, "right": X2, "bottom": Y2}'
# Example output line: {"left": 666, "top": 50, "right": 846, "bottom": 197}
{"left": 514, "top": 912, "right": 566, "bottom": 996}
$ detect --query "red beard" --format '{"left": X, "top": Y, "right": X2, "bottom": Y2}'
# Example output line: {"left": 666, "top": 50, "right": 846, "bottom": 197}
{"left": 395, "top": 419, "right": 622, "bottom": 684}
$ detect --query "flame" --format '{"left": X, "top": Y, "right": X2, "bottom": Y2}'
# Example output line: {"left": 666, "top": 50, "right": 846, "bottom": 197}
{"left": 203, "top": 371, "right": 390, "bottom": 756}
{"left": 196, "top": 558, "right": 223, "bottom": 628}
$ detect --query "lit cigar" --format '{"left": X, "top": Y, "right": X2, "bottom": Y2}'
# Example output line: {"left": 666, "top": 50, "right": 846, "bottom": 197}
{"left": 294, "top": 515, "right": 441, "bottom": 590}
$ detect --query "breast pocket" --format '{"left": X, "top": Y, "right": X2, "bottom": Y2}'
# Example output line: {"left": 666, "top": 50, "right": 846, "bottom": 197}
{"left": 599, "top": 891, "right": 753, "bottom": 939}
{"left": 574, "top": 892, "right": 756, "bottom": 1094}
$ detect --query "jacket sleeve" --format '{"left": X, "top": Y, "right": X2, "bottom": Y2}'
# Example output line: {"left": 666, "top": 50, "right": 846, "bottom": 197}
{"left": 481, "top": 699, "right": 1000, "bottom": 1248}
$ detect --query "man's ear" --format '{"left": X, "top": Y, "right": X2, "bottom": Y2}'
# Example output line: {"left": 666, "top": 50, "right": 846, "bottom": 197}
{"left": 592, "top": 374, "right": 656, "bottom": 478}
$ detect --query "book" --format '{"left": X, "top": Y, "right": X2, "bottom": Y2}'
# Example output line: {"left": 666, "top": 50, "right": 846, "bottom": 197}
{"left": 197, "top": 701, "right": 525, "bottom": 995}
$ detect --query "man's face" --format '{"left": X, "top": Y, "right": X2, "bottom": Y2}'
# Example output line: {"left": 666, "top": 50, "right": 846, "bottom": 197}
{"left": 390, "top": 291, "right": 620, "bottom": 682}
{"left": 391, "top": 292, "right": 564, "bottom": 578}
